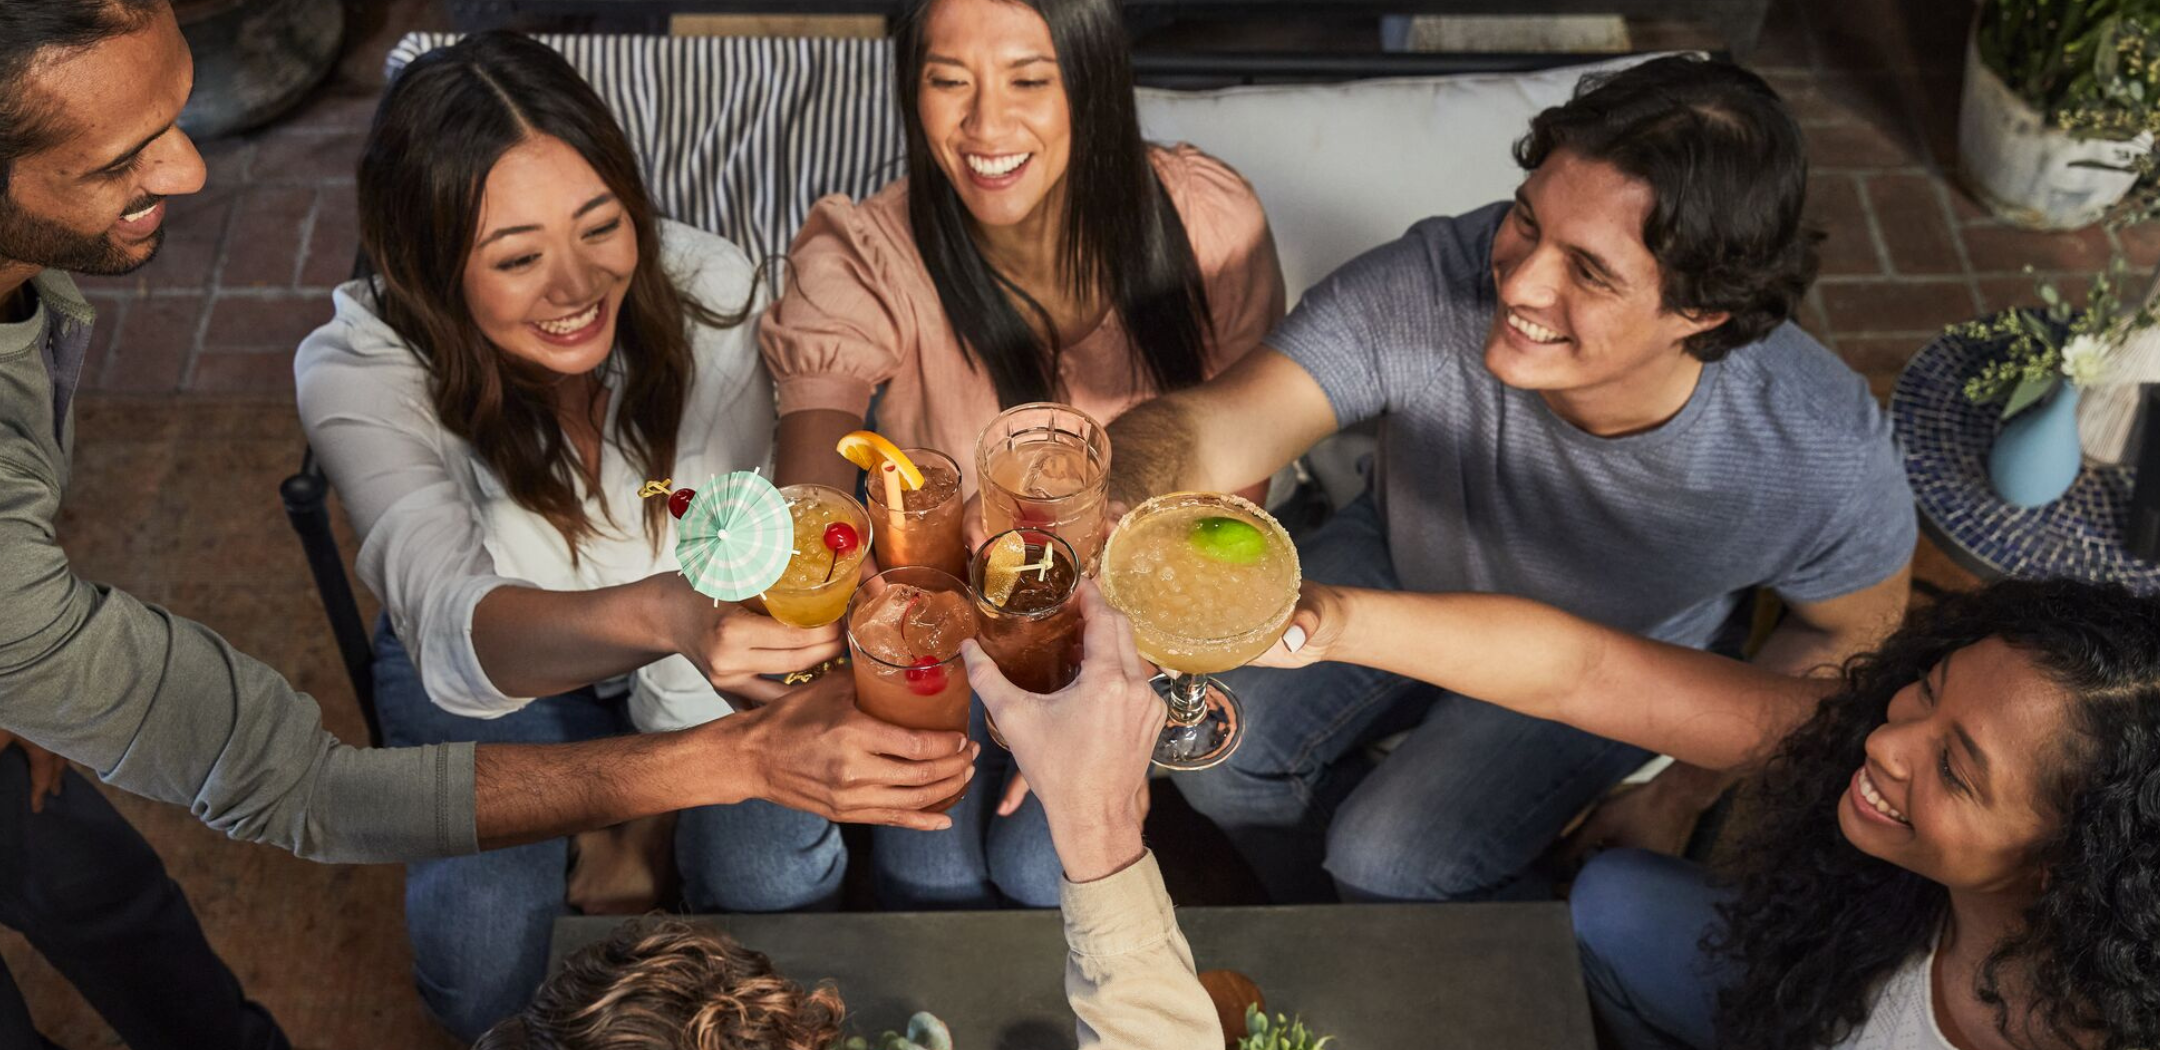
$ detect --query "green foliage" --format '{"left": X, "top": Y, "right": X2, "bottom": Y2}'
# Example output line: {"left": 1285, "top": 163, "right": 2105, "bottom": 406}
{"left": 1238, "top": 1004, "right": 1335, "bottom": 1050}
{"left": 837, "top": 1012, "right": 952, "bottom": 1050}
{"left": 1947, "top": 257, "right": 2153, "bottom": 415}
{"left": 1980, "top": 0, "right": 2160, "bottom": 135}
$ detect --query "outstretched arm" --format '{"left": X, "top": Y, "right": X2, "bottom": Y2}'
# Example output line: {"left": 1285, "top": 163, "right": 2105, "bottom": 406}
{"left": 1261, "top": 585, "right": 1834, "bottom": 773}
{"left": 964, "top": 583, "right": 1221, "bottom": 1050}
{"left": 1106, "top": 347, "right": 1337, "bottom": 508}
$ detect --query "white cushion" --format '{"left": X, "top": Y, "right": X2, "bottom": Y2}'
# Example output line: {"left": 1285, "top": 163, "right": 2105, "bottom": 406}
{"left": 1137, "top": 54, "right": 1669, "bottom": 305}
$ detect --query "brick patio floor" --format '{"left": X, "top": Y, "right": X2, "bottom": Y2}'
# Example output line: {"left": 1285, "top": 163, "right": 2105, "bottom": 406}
{"left": 8, "top": 0, "right": 2053, "bottom": 1045}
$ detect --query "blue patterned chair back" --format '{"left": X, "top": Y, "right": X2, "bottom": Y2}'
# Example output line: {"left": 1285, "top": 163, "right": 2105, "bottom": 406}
{"left": 385, "top": 33, "right": 904, "bottom": 271}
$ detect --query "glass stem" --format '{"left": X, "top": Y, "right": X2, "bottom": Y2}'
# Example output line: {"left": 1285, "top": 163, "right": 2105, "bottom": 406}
{"left": 1165, "top": 673, "right": 1212, "bottom": 726}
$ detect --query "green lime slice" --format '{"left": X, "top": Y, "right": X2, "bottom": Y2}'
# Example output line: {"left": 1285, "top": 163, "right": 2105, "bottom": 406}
{"left": 1189, "top": 515, "right": 1268, "bottom": 564}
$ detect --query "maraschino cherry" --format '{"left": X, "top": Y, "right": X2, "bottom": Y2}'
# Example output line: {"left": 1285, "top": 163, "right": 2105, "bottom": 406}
{"left": 905, "top": 654, "right": 947, "bottom": 696}
{"left": 667, "top": 487, "right": 696, "bottom": 519}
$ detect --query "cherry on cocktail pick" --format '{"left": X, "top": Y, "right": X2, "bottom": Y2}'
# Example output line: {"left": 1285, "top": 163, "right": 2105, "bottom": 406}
{"left": 667, "top": 487, "right": 696, "bottom": 519}
{"left": 823, "top": 522, "right": 860, "bottom": 556}
{"left": 905, "top": 654, "right": 947, "bottom": 696}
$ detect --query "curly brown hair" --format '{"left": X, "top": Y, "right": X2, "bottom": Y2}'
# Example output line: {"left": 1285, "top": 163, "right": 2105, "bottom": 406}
{"left": 473, "top": 916, "right": 846, "bottom": 1050}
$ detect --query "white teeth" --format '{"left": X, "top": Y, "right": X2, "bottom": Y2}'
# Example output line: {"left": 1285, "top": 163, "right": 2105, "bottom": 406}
{"left": 965, "top": 153, "right": 1029, "bottom": 177}
{"left": 122, "top": 203, "right": 157, "bottom": 223}
{"left": 533, "top": 302, "right": 599, "bottom": 336}
{"left": 1858, "top": 768, "right": 1909, "bottom": 825}
{"left": 1506, "top": 310, "right": 1565, "bottom": 344}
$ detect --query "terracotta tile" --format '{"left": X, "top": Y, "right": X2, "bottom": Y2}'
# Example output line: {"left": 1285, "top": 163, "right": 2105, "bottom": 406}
{"left": 276, "top": 81, "right": 384, "bottom": 132}
{"left": 54, "top": 435, "right": 183, "bottom": 587}
{"left": 71, "top": 393, "right": 185, "bottom": 444}
{"left": 196, "top": 136, "right": 254, "bottom": 186}
{"left": 203, "top": 294, "right": 334, "bottom": 354}
{"left": 1836, "top": 335, "right": 1928, "bottom": 378}
{"left": 220, "top": 187, "right": 317, "bottom": 289}
{"left": 72, "top": 235, "right": 223, "bottom": 298}
{"left": 1913, "top": 532, "right": 1982, "bottom": 594}
{"left": 250, "top": 128, "right": 368, "bottom": 185}
{"left": 2114, "top": 221, "right": 2160, "bottom": 271}
{"left": 1959, "top": 223, "right": 2112, "bottom": 275}
{"left": 1748, "top": 0, "right": 1817, "bottom": 69}
{"left": 166, "top": 438, "right": 315, "bottom": 587}
{"left": 1907, "top": 72, "right": 1964, "bottom": 169}
{"left": 1867, "top": 173, "right": 1962, "bottom": 275}
{"left": 1766, "top": 71, "right": 1906, "bottom": 130}
{"left": 1975, "top": 273, "right": 2096, "bottom": 316}
{"left": 1807, "top": 174, "right": 1881, "bottom": 276}
{"left": 190, "top": 352, "right": 300, "bottom": 397}
{"left": 1796, "top": 293, "right": 1834, "bottom": 345}
{"left": 1945, "top": 180, "right": 1993, "bottom": 221}
{"left": 171, "top": 397, "right": 309, "bottom": 444}
{"left": 1819, "top": 278, "right": 1978, "bottom": 334}
{"left": 302, "top": 189, "right": 362, "bottom": 288}
{"left": 97, "top": 294, "right": 202, "bottom": 394}
{"left": 1805, "top": 120, "right": 1924, "bottom": 169}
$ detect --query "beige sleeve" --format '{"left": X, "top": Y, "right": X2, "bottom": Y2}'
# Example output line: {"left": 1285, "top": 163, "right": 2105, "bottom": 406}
{"left": 1059, "top": 851, "right": 1223, "bottom": 1050}
{"left": 1171, "top": 145, "right": 1287, "bottom": 375}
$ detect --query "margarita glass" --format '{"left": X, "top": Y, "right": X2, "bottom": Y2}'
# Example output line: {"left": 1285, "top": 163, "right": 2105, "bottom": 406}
{"left": 1099, "top": 492, "right": 1301, "bottom": 770}
{"left": 763, "top": 484, "right": 872, "bottom": 628}
{"left": 976, "top": 402, "right": 1111, "bottom": 573}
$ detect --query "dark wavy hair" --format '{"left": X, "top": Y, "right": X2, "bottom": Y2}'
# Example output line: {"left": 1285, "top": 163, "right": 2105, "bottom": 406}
{"left": 473, "top": 916, "right": 845, "bottom": 1050}
{"left": 1711, "top": 578, "right": 2160, "bottom": 1050}
{"left": 893, "top": 0, "right": 1214, "bottom": 408}
{"left": 357, "top": 31, "right": 744, "bottom": 558}
{"left": 1513, "top": 54, "right": 1820, "bottom": 362}
{"left": 0, "top": 0, "right": 165, "bottom": 194}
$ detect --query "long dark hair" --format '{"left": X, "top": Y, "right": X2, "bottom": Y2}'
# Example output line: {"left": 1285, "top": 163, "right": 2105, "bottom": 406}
{"left": 356, "top": 31, "right": 741, "bottom": 557}
{"left": 893, "top": 0, "right": 1213, "bottom": 408}
{"left": 1711, "top": 578, "right": 2160, "bottom": 1049}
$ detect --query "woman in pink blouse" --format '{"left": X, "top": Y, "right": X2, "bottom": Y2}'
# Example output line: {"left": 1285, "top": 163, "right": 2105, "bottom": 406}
{"left": 760, "top": 0, "right": 1285, "bottom": 910}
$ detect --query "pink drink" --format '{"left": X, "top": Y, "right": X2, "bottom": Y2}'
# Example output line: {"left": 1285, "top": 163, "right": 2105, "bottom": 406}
{"left": 847, "top": 567, "right": 978, "bottom": 812}
{"left": 976, "top": 403, "right": 1110, "bottom": 573}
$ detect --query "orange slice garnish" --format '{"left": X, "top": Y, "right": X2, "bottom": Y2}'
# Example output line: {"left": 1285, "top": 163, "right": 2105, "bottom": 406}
{"left": 835, "top": 430, "right": 925, "bottom": 490}
{"left": 981, "top": 532, "right": 1029, "bottom": 606}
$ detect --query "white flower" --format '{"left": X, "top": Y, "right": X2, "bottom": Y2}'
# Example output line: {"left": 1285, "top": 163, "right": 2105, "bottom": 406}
{"left": 2060, "top": 333, "right": 2112, "bottom": 387}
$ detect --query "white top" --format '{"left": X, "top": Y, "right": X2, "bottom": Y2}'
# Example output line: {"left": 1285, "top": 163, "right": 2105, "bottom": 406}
{"left": 1832, "top": 942, "right": 1955, "bottom": 1050}
{"left": 295, "top": 220, "right": 775, "bottom": 731}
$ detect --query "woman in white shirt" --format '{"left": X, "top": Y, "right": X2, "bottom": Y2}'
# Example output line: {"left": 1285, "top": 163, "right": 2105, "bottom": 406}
{"left": 295, "top": 33, "right": 976, "bottom": 1041}
{"left": 1263, "top": 577, "right": 2156, "bottom": 1050}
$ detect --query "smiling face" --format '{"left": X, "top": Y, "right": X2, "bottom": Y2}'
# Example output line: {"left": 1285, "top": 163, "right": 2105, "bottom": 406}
{"left": 1839, "top": 637, "right": 2068, "bottom": 896}
{"left": 459, "top": 133, "right": 637, "bottom": 378}
{"left": 0, "top": 4, "right": 205, "bottom": 275}
{"left": 1484, "top": 150, "right": 1726, "bottom": 426}
{"left": 915, "top": 0, "right": 1073, "bottom": 233}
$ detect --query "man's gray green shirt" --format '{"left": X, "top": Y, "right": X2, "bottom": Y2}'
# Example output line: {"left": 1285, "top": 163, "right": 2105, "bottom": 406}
{"left": 0, "top": 270, "right": 476, "bottom": 863}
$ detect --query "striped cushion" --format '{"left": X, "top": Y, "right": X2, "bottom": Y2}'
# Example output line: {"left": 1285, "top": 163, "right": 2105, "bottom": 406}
{"left": 386, "top": 33, "right": 904, "bottom": 270}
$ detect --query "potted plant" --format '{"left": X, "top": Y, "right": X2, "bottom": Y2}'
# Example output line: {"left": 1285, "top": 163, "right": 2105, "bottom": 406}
{"left": 1960, "top": 0, "right": 2160, "bottom": 229}
{"left": 1238, "top": 1005, "right": 1336, "bottom": 1050}
{"left": 1949, "top": 259, "right": 2152, "bottom": 505}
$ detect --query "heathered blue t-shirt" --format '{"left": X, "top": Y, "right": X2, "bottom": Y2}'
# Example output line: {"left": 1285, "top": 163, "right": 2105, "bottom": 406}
{"left": 1272, "top": 202, "right": 1915, "bottom": 649}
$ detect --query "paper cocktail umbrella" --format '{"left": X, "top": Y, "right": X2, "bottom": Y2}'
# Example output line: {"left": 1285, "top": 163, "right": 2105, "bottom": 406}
{"left": 642, "top": 472, "right": 794, "bottom": 603}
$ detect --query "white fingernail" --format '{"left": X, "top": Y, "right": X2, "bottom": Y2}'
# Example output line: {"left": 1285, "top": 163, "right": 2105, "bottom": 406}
{"left": 1283, "top": 625, "right": 1307, "bottom": 653}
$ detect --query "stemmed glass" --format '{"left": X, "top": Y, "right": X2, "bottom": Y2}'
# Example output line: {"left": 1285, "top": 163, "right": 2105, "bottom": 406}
{"left": 1097, "top": 492, "right": 1301, "bottom": 771}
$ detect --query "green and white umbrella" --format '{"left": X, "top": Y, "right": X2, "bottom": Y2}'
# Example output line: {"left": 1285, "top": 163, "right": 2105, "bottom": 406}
{"left": 673, "top": 471, "right": 793, "bottom": 602}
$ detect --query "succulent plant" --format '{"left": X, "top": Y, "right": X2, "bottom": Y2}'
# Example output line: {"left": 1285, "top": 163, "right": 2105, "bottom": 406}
{"left": 837, "top": 1012, "right": 952, "bottom": 1050}
{"left": 1237, "top": 1005, "right": 1334, "bottom": 1050}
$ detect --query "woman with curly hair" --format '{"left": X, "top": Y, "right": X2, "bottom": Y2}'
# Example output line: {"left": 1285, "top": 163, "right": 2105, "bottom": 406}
{"left": 1261, "top": 576, "right": 2158, "bottom": 1049}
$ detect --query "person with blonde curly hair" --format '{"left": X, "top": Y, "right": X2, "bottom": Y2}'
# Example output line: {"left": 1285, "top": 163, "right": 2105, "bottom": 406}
{"left": 477, "top": 583, "right": 1224, "bottom": 1049}
{"left": 472, "top": 917, "right": 843, "bottom": 1050}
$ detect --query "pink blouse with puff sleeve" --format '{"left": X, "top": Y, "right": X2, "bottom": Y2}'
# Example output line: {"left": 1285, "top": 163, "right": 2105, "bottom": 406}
{"left": 759, "top": 143, "right": 1284, "bottom": 492}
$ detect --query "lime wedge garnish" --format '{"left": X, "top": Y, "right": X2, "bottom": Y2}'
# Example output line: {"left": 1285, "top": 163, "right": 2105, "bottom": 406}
{"left": 1189, "top": 516, "right": 1268, "bottom": 564}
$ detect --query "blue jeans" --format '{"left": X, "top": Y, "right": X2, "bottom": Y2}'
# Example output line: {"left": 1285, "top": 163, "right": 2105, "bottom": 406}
{"left": 870, "top": 698, "right": 1062, "bottom": 909}
{"left": 0, "top": 746, "right": 288, "bottom": 1050}
{"left": 1176, "top": 495, "right": 1655, "bottom": 903}
{"left": 1569, "top": 849, "right": 1736, "bottom": 1050}
{"left": 373, "top": 626, "right": 843, "bottom": 1040}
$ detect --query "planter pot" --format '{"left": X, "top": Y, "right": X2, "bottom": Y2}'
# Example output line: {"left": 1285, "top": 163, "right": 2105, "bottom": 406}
{"left": 2077, "top": 325, "right": 2160, "bottom": 464}
{"left": 176, "top": 0, "right": 344, "bottom": 140}
{"left": 1959, "top": 35, "right": 2150, "bottom": 230}
{"left": 1990, "top": 381, "right": 2085, "bottom": 507}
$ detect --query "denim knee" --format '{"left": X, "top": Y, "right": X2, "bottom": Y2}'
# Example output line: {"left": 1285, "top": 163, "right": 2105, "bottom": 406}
{"left": 1570, "top": 849, "right": 1671, "bottom": 959}
{"left": 677, "top": 801, "right": 843, "bottom": 913}
{"left": 1324, "top": 790, "right": 1509, "bottom": 902}
{"left": 404, "top": 849, "right": 562, "bottom": 1040}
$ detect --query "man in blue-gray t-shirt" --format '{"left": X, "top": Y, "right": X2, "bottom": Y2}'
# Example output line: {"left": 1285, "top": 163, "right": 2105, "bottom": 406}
{"left": 1107, "top": 55, "right": 1915, "bottom": 904}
